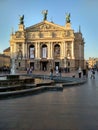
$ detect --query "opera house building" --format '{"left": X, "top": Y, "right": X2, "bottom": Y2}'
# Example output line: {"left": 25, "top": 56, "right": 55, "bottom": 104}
{"left": 10, "top": 11, "right": 85, "bottom": 71}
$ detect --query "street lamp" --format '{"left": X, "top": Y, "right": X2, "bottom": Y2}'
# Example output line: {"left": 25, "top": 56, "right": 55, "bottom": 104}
{"left": 64, "top": 57, "right": 68, "bottom": 72}
{"left": 64, "top": 57, "right": 67, "bottom": 68}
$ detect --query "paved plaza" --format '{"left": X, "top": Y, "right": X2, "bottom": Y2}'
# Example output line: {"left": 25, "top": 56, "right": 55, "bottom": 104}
{"left": 0, "top": 71, "right": 98, "bottom": 130}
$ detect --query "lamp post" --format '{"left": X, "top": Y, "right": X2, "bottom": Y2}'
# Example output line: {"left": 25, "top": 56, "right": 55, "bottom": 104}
{"left": 67, "top": 57, "right": 70, "bottom": 72}
{"left": 64, "top": 57, "right": 68, "bottom": 72}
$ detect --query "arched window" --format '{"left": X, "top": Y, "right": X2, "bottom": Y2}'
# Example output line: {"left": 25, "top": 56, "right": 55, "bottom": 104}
{"left": 29, "top": 45, "right": 35, "bottom": 58}
{"left": 54, "top": 44, "right": 60, "bottom": 58}
{"left": 42, "top": 44, "right": 47, "bottom": 58}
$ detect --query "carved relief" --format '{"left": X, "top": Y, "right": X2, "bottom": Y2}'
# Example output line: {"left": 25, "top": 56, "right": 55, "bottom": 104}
{"left": 27, "top": 22, "right": 63, "bottom": 32}
{"left": 62, "top": 31, "right": 72, "bottom": 37}
{"left": 52, "top": 32, "right": 56, "bottom": 38}
{"left": 40, "top": 24, "right": 50, "bottom": 29}
{"left": 62, "top": 31, "right": 66, "bottom": 37}
{"left": 16, "top": 32, "right": 22, "bottom": 38}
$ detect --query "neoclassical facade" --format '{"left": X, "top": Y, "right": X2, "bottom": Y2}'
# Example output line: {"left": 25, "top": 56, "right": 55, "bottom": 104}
{"left": 10, "top": 12, "right": 85, "bottom": 71}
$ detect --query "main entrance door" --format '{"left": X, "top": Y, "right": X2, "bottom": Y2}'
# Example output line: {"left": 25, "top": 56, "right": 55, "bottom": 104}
{"left": 55, "top": 62, "right": 59, "bottom": 70}
{"left": 30, "top": 62, "right": 34, "bottom": 70}
{"left": 41, "top": 61, "right": 48, "bottom": 71}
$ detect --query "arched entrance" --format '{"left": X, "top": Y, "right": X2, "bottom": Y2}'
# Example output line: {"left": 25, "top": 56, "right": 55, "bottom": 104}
{"left": 29, "top": 45, "right": 35, "bottom": 59}
{"left": 40, "top": 44, "right": 48, "bottom": 71}
{"left": 41, "top": 61, "right": 48, "bottom": 71}
{"left": 41, "top": 44, "right": 47, "bottom": 58}
{"left": 55, "top": 62, "right": 59, "bottom": 70}
{"left": 40, "top": 60, "right": 48, "bottom": 71}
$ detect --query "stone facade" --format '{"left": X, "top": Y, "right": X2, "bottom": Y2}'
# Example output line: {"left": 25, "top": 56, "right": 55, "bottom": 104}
{"left": 10, "top": 13, "right": 85, "bottom": 71}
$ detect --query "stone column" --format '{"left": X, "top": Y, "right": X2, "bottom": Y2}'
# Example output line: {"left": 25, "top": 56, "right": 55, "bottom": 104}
{"left": 47, "top": 42, "right": 51, "bottom": 59}
{"left": 49, "top": 42, "right": 51, "bottom": 58}
{"left": 79, "top": 43, "right": 81, "bottom": 58}
{"left": 10, "top": 44, "right": 13, "bottom": 58}
{"left": 63, "top": 41, "right": 66, "bottom": 58}
{"left": 72, "top": 41, "right": 75, "bottom": 59}
{"left": 37, "top": 42, "right": 40, "bottom": 59}
{"left": 35, "top": 42, "right": 37, "bottom": 59}
{"left": 60, "top": 42, "right": 63, "bottom": 59}
{"left": 25, "top": 43, "right": 28, "bottom": 58}
{"left": 50, "top": 42, "right": 53, "bottom": 59}
{"left": 65, "top": 41, "right": 67, "bottom": 57}
{"left": 22, "top": 43, "right": 25, "bottom": 59}
{"left": 62, "top": 41, "right": 65, "bottom": 58}
{"left": 27, "top": 44, "right": 29, "bottom": 59}
{"left": 14, "top": 43, "right": 16, "bottom": 58}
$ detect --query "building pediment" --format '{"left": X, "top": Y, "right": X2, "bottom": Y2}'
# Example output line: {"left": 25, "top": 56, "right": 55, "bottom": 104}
{"left": 26, "top": 20, "right": 65, "bottom": 32}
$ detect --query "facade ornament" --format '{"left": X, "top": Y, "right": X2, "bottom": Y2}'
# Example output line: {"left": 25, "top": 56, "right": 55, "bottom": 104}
{"left": 40, "top": 24, "right": 50, "bottom": 29}
{"left": 42, "top": 10, "right": 48, "bottom": 21}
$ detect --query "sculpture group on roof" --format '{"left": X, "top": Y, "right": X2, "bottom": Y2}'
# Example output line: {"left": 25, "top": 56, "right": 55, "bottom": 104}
{"left": 19, "top": 11, "right": 71, "bottom": 25}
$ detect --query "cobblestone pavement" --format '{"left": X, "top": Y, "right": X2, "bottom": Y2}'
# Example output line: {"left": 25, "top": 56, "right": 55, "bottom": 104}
{"left": 18, "top": 70, "right": 79, "bottom": 77}
{"left": 0, "top": 71, "right": 98, "bottom": 130}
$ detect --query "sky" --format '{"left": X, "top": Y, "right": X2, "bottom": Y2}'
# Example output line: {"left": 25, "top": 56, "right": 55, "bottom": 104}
{"left": 0, "top": 0, "right": 98, "bottom": 60}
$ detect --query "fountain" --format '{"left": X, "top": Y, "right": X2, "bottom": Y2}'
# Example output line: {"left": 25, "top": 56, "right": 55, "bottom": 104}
{"left": 0, "top": 58, "right": 85, "bottom": 99}
{"left": 0, "top": 58, "right": 54, "bottom": 98}
{"left": 11, "top": 58, "right": 16, "bottom": 74}
{"left": 0, "top": 58, "right": 32, "bottom": 86}
{"left": 7, "top": 58, "right": 19, "bottom": 80}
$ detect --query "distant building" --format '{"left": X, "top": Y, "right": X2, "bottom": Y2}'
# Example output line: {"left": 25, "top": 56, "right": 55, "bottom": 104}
{"left": 10, "top": 11, "right": 85, "bottom": 71}
{"left": 3, "top": 47, "right": 10, "bottom": 56}
{"left": 0, "top": 54, "right": 10, "bottom": 67}
{"left": 96, "top": 61, "right": 98, "bottom": 68}
{"left": 87, "top": 57, "right": 98, "bottom": 68}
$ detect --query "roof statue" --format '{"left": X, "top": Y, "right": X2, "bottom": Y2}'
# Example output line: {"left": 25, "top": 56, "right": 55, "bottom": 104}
{"left": 19, "top": 15, "right": 24, "bottom": 24}
{"left": 42, "top": 10, "right": 48, "bottom": 21}
{"left": 79, "top": 25, "right": 81, "bottom": 33}
{"left": 66, "top": 13, "right": 71, "bottom": 23}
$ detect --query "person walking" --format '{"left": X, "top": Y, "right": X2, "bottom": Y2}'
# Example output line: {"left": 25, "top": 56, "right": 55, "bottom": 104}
{"left": 90, "top": 69, "right": 95, "bottom": 79}
{"left": 26, "top": 67, "right": 29, "bottom": 74}
{"left": 78, "top": 67, "right": 82, "bottom": 78}
{"left": 59, "top": 67, "right": 62, "bottom": 78}
{"left": 50, "top": 69, "right": 53, "bottom": 80}
{"left": 56, "top": 66, "right": 59, "bottom": 77}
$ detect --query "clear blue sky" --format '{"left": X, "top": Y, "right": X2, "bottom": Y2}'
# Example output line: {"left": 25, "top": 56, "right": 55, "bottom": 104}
{"left": 0, "top": 0, "right": 98, "bottom": 60}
